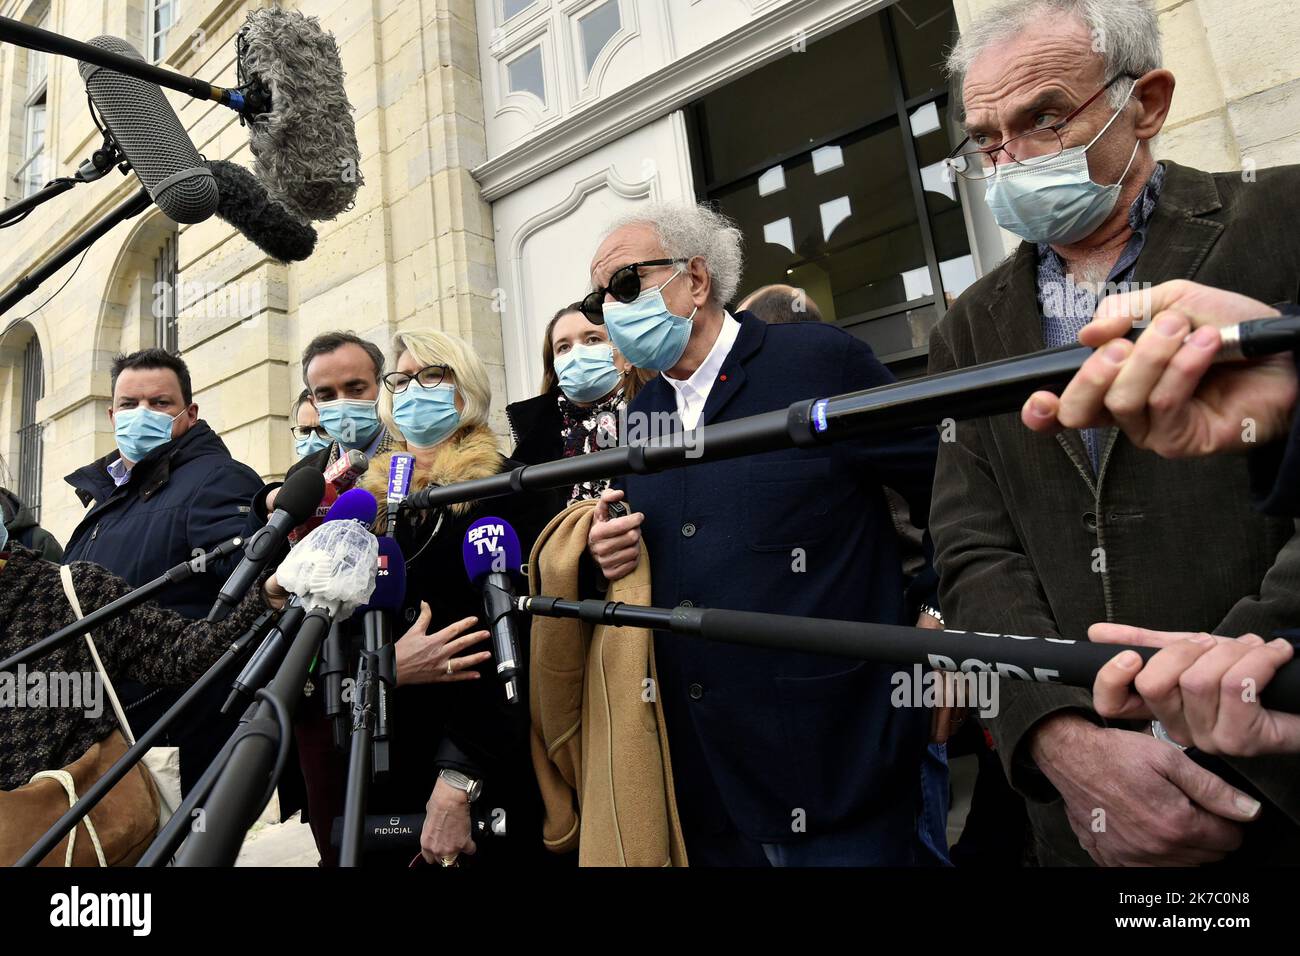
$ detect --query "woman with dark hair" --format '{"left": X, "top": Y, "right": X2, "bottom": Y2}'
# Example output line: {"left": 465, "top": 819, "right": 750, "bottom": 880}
{"left": 506, "top": 303, "right": 650, "bottom": 506}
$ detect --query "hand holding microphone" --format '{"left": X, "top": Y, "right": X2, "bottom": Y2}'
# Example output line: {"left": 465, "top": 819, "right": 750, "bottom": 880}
{"left": 1022, "top": 280, "right": 1299, "bottom": 457}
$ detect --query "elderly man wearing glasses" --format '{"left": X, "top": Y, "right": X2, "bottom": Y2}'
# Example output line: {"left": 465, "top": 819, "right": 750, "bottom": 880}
{"left": 928, "top": 0, "right": 1300, "bottom": 867}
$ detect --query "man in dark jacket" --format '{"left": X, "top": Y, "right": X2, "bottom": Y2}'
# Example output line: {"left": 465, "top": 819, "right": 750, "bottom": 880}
{"left": 585, "top": 202, "right": 943, "bottom": 866}
{"left": 63, "top": 349, "right": 263, "bottom": 792}
{"left": 0, "top": 487, "right": 62, "bottom": 561}
{"left": 1021, "top": 280, "right": 1300, "bottom": 822}
{"left": 930, "top": 0, "right": 1300, "bottom": 865}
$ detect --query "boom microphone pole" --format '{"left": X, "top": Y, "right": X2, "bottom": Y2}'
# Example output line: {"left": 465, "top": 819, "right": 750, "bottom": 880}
{"left": 403, "top": 316, "right": 1300, "bottom": 514}
{"left": 0, "top": 185, "right": 151, "bottom": 317}
{"left": 520, "top": 596, "right": 1300, "bottom": 715}
{"left": 0, "top": 536, "right": 245, "bottom": 671}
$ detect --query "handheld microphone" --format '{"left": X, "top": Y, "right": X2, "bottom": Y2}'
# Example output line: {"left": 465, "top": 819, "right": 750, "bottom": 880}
{"left": 462, "top": 517, "right": 524, "bottom": 705}
{"left": 78, "top": 36, "right": 219, "bottom": 224}
{"left": 289, "top": 451, "right": 370, "bottom": 543}
{"left": 383, "top": 453, "right": 415, "bottom": 535}
{"left": 208, "top": 467, "right": 324, "bottom": 623}
{"left": 276, "top": 494, "right": 380, "bottom": 618}
{"left": 222, "top": 598, "right": 306, "bottom": 714}
{"left": 207, "top": 159, "right": 317, "bottom": 263}
{"left": 358, "top": 537, "right": 406, "bottom": 772}
{"left": 237, "top": 7, "right": 363, "bottom": 222}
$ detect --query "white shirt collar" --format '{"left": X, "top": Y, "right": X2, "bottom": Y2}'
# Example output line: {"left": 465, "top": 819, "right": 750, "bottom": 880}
{"left": 663, "top": 311, "right": 741, "bottom": 429}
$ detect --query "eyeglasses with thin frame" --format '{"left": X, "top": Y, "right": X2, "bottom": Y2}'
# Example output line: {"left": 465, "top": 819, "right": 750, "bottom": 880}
{"left": 289, "top": 423, "right": 330, "bottom": 441}
{"left": 581, "top": 258, "right": 688, "bottom": 323}
{"left": 945, "top": 73, "right": 1139, "bottom": 181}
{"left": 382, "top": 364, "right": 449, "bottom": 393}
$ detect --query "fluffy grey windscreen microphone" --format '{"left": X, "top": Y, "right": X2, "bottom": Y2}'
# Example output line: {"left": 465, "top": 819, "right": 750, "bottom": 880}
{"left": 207, "top": 160, "right": 317, "bottom": 263}
{"left": 79, "top": 36, "right": 219, "bottom": 224}
{"left": 239, "top": 7, "right": 364, "bottom": 223}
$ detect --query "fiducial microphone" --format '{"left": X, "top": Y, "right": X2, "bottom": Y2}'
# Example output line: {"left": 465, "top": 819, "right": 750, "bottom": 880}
{"left": 290, "top": 451, "right": 370, "bottom": 543}
{"left": 462, "top": 517, "right": 524, "bottom": 704}
{"left": 208, "top": 466, "right": 324, "bottom": 623}
{"left": 358, "top": 536, "right": 406, "bottom": 771}
{"left": 237, "top": 7, "right": 363, "bottom": 222}
{"left": 207, "top": 160, "right": 317, "bottom": 263}
{"left": 78, "top": 36, "right": 219, "bottom": 224}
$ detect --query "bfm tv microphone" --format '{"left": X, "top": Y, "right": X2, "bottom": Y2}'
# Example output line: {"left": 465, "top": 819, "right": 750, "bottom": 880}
{"left": 462, "top": 517, "right": 524, "bottom": 705}
{"left": 289, "top": 450, "right": 370, "bottom": 544}
{"left": 356, "top": 536, "right": 406, "bottom": 772}
{"left": 208, "top": 466, "right": 324, "bottom": 623}
{"left": 237, "top": 7, "right": 364, "bottom": 222}
{"left": 207, "top": 159, "right": 317, "bottom": 263}
{"left": 78, "top": 36, "right": 219, "bottom": 224}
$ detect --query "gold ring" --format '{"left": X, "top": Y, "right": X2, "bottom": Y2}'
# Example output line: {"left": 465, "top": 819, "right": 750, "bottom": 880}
{"left": 439, "top": 855, "right": 458, "bottom": 867}
{"left": 447, "top": 659, "right": 454, "bottom": 676}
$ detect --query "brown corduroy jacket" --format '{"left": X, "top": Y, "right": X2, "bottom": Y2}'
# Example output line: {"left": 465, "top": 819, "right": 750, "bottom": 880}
{"left": 527, "top": 500, "right": 687, "bottom": 866}
{"left": 929, "top": 161, "right": 1300, "bottom": 864}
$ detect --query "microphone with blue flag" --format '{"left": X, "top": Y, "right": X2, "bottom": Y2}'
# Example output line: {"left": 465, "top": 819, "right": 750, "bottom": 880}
{"left": 462, "top": 517, "right": 524, "bottom": 705}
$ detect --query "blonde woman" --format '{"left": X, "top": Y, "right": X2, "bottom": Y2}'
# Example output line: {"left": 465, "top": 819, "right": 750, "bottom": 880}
{"left": 358, "top": 329, "right": 555, "bottom": 868}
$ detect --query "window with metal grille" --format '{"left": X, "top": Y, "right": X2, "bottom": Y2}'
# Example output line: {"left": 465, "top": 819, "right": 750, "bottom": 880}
{"left": 17, "top": 337, "right": 44, "bottom": 522}
{"left": 154, "top": 230, "right": 179, "bottom": 353}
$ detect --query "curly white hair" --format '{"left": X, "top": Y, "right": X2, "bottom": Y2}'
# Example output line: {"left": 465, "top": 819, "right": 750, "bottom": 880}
{"left": 599, "top": 201, "right": 745, "bottom": 306}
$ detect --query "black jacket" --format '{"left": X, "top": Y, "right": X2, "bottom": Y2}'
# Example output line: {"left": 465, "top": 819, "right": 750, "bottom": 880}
{"left": 617, "top": 314, "right": 940, "bottom": 843}
{"left": 0, "top": 488, "right": 62, "bottom": 562}
{"left": 63, "top": 420, "right": 263, "bottom": 618}
{"left": 505, "top": 388, "right": 570, "bottom": 520}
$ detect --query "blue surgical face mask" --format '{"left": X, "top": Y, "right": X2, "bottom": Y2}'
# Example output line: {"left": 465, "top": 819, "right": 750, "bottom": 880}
{"left": 555, "top": 343, "right": 621, "bottom": 404}
{"left": 983, "top": 86, "right": 1140, "bottom": 245}
{"left": 393, "top": 382, "right": 460, "bottom": 448}
{"left": 601, "top": 269, "right": 696, "bottom": 372}
{"left": 316, "top": 398, "right": 383, "bottom": 450}
{"left": 295, "top": 430, "right": 332, "bottom": 459}
{"left": 114, "top": 406, "right": 185, "bottom": 463}
{"left": 0, "top": 522, "right": 9, "bottom": 554}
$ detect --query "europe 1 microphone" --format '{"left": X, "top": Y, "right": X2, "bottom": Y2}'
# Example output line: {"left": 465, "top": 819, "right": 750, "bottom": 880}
{"left": 207, "top": 466, "right": 325, "bottom": 623}
{"left": 462, "top": 516, "right": 525, "bottom": 704}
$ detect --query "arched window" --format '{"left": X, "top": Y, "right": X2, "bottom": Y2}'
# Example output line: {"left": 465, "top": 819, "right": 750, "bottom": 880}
{"left": 1, "top": 324, "right": 46, "bottom": 522}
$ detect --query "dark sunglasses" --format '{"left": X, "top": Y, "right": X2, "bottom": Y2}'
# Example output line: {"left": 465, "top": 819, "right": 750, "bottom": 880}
{"left": 581, "top": 258, "right": 687, "bottom": 323}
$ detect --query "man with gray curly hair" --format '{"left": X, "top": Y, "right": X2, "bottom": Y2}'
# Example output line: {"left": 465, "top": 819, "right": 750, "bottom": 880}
{"left": 584, "top": 201, "right": 945, "bottom": 866}
{"left": 929, "top": 0, "right": 1300, "bottom": 867}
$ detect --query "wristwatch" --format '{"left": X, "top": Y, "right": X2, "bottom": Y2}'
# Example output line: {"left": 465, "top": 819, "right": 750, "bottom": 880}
{"left": 438, "top": 769, "right": 483, "bottom": 803}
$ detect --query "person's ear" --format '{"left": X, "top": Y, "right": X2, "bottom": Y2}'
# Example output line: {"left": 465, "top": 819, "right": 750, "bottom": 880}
{"left": 687, "top": 256, "right": 712, "bottom": 308}
{"left": 1132, "top": 69, "right": 1174, "bottom": 140}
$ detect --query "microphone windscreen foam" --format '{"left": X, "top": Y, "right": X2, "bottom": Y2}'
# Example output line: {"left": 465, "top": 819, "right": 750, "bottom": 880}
{"left": 361, "top": 536, "right": 407, "bottom": 612}
{"left": 276, "top": 467, "right": 326, "bottom": 524}
{"left": 238, "top": 7, "right": 363, "bottom": 222}
{"left": 79, "top": 36, "right": 219, "bottom": 224}
{"left": 462, "top": 517, "right": 522, "bottom": 585}
{"left": 207, "top": 160, "right": 317, "bottom": 262}
{"left": 325, "top": 488, "right": 378, "bottom": 526}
